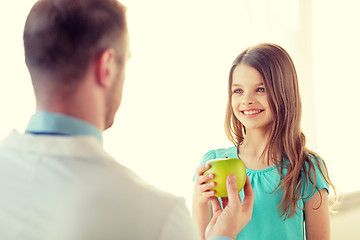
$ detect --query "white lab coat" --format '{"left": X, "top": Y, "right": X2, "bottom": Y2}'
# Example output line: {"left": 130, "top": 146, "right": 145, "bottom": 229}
{"left": 0, "top": 131, "right": 201, "bottom": 240}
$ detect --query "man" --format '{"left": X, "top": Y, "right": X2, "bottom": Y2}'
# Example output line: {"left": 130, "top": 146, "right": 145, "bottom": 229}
{"left": 0, "top": 0, "right": 254, "bottom": 239}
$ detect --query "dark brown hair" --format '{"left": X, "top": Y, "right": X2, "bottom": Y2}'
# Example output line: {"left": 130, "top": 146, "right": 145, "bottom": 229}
{"left": 23, "top": 0, "right": 127, "bottom": 83}
{"left": 225, "top": 43, "right": 338, "bottom": 218}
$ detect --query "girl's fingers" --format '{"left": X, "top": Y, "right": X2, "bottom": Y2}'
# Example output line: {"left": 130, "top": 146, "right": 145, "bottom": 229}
{"left": 196, "top": 163, "right": 210, "bottom": 177}
{"left": 197, "top": 172, "right": 215, "bottom": 184}
{"left": 203, "top": 190, "right": 216, "bottom": 198}
{"left": 200, "top": 181, "right": 216, "bottom": 192}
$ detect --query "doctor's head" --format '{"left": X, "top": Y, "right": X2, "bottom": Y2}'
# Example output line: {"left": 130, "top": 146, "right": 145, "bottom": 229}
{"left": 23, "top": 0, "right": 130, "bottom": 130}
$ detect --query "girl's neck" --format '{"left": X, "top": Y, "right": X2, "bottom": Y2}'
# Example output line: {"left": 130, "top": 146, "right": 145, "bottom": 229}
{"left": 238, "top": 129, "right": 272, "bottom": 170}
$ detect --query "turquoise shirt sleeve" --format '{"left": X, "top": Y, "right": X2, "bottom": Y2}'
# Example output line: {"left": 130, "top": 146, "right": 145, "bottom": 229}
{"left": 302, "top": 155, "right": 329, "bottom": 202}
{"left": 192, "top": 150, "right": 216, "bottom": 182}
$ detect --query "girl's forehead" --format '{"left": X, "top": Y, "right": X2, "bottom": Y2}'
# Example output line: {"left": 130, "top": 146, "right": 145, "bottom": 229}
{"left": 232, "top": 64, "right": 264, "bottom": 85}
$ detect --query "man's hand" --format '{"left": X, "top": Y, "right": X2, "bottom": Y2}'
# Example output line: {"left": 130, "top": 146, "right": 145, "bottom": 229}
{"left": 205, "top": 174, "right": 254, "bottom": 240}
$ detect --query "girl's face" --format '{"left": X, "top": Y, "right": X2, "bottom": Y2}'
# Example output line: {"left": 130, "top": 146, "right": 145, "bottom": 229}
{"left": 231, "top": 64, "right": 274, "bottom": 132}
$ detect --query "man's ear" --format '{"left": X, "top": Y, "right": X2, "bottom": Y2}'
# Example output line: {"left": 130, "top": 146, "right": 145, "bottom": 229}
{"left": 96, "top": 48, "right": 116, "bottom": 88}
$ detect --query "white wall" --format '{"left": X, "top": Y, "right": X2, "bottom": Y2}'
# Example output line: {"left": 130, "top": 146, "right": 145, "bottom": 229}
{"left": 312, "top": 0, "right": 360, "bottom": 194}
{"left": 0, "top": 1, "right": 36, "bottom": 137}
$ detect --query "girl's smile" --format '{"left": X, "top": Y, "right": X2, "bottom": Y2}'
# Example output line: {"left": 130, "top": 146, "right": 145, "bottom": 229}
{"left": 241, "top": 109, "right": 264, "bottom": 118}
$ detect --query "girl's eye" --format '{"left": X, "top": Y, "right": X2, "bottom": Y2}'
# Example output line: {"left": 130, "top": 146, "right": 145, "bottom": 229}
{"left": 257, "top": 87, "right": 265, "bottom": 93}
{"left": 233, "top": 89, "right": 243, "bottom": 94}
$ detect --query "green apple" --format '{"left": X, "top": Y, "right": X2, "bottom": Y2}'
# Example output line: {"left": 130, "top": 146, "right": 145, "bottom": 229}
{"left": 204, "top": 157, "right": 246, "bottom": 197}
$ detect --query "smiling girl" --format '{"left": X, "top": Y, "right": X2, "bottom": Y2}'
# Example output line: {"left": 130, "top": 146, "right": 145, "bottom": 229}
{"left": 192, "top": 43, "right": 338, "bottom": 240}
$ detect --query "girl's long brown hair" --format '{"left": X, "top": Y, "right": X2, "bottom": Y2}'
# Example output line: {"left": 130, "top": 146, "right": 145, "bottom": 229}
{"left": 225, "top": 43, "right": 338, "bottom": 219}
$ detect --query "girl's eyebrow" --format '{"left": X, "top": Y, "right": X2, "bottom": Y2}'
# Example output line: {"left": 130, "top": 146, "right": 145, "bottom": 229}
{"left": 232, "top": 82, "right": 264, "bottom": 87}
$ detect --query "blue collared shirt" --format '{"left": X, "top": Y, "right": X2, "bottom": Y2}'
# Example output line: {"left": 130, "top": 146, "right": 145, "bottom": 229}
{"left": 25, "top": 111, "right": 103, "bottom": 144}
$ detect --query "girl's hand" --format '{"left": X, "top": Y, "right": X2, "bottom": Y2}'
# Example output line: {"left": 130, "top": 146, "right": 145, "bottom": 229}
{"left": 193, "top": 163, "right": 216, "bottom": 205}
{"left": 192, "top": 163, "right": 217, "bottom": 239}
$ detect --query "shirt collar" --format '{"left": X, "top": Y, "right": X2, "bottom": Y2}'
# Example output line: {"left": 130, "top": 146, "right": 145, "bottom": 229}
{"left": 25, "top": 111, "right": 103, "bottom": 144}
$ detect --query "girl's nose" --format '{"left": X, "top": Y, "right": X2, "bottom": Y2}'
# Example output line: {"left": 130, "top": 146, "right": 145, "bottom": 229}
{"left": 242, "top": 97, "right": 254, "bottom": 105}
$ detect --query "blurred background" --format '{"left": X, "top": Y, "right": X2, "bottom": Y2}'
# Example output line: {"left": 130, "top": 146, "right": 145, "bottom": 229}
{"left": 0, "top": 0, "right": 359, "bottom": 238}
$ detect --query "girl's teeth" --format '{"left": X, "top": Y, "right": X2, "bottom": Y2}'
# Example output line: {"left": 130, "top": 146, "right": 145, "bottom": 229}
{"left": 244, "top": 110, "right": 261, "bottom": 115}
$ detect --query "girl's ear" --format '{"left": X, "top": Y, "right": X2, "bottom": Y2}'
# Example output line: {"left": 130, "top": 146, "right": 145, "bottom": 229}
{"left": 95, "top": 48, "right": 116, "bottom": 88}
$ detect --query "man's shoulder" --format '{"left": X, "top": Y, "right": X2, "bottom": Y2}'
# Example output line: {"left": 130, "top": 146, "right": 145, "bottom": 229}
{"left": 0, "top": 131, "right": 187, "bottom": 239}
{"left": 57, "top": 160, "right": 186, "bottom": 239}
{"left": 85, "top": 161, "right": 181, "bottom": 205}
{"left": 1, "top": 130, "right": 180, "bottom": 205}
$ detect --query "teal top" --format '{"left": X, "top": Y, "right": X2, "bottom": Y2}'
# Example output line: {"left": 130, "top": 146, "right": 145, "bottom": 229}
{"left": 193, "top": 147, "right": 329, "bottom": 240}
{"left": 25, "top": 111, "right": 103, "bottom": 144}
